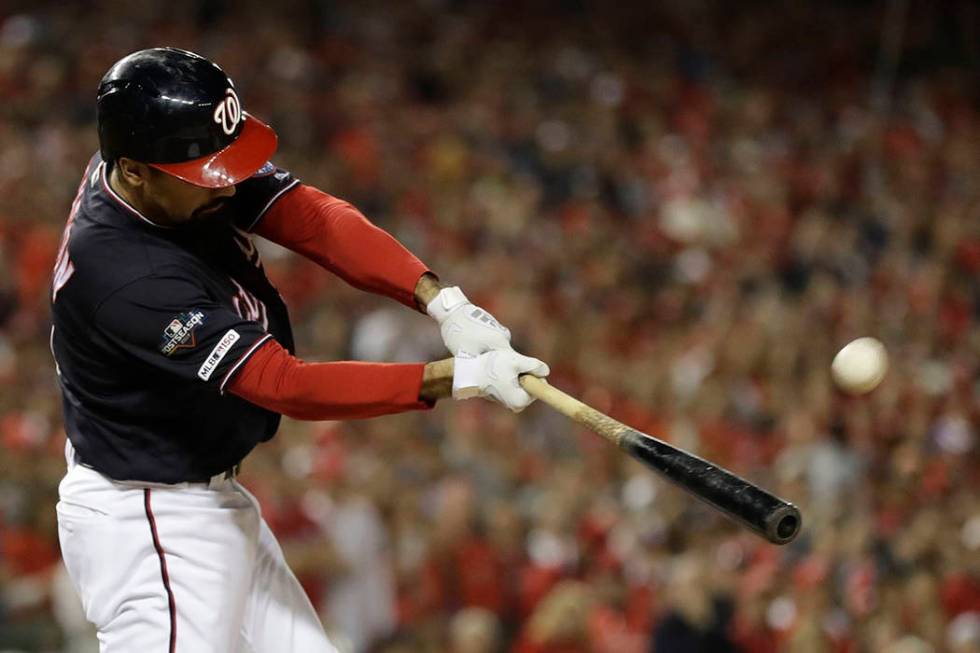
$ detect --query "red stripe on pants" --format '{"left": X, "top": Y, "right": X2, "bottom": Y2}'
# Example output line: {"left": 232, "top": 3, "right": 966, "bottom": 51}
{"left": 144, "top": 489, "right": 177, "bottom": 653}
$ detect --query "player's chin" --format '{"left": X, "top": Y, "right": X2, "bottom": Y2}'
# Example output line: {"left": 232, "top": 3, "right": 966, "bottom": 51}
{"left": 190, "top": 201, "right": 229, "bottom": 221}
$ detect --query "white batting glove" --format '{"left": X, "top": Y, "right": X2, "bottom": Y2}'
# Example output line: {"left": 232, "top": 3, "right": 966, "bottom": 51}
{"left": 427, "top": 287, "right": 512, "bottom": 356}
{"left": 453, "top": 350, "right": 550, "bottom": 413}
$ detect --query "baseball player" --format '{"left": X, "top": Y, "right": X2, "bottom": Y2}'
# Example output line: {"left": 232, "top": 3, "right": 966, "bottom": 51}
{"left": 50, "top": 48, "right": 549, "bottom": 652}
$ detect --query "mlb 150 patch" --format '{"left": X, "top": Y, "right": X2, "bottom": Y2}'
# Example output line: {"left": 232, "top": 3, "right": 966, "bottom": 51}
{"left": 160, "top": 311, "right": 206, "bottom": 356}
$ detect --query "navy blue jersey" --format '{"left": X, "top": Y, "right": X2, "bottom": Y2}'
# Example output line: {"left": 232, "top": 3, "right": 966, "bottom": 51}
{"left": 50, "top": 154, "right": 300, "bottom": 483}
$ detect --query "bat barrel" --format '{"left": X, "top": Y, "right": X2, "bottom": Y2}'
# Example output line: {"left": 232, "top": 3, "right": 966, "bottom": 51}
{"left": 518, "top": 375, "right": 802, "bottom": 545}
{"left": 620, "top": 430, "right": 802, "bottom": 545}
{"left": 766, "top": 504, "right": 802, "bottom": 545}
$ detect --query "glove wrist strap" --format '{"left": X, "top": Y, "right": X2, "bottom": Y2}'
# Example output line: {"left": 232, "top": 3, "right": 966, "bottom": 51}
{"left": 452, "top": 353, "right": 483, "bottom": 399}
{"left": 426, "top": 286, "right": 469, "bottom": 323}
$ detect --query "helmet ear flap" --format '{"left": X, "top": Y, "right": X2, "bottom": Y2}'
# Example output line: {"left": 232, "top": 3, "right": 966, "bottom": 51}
{"left": 97, "top": 81, "right": 139, "bottom": 162}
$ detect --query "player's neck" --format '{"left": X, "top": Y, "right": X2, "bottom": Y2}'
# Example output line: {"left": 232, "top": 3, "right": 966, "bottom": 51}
{"left": 108, "top": 165, "right": 169, "bottom": 227}
{"left": 107, "top": 166, "right": 139, "bottom": 212}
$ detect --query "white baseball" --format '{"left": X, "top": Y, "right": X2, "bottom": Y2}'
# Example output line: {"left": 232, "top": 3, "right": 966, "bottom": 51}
{"left": 832, "top": 337, "right": 888, "bottom": 394}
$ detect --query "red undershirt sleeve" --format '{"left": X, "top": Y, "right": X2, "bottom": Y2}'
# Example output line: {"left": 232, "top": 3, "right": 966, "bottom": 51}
{"left": 254, "top": 184, "right": 431, "bottom": 309}
{"left": 227, "top": 338, "right": 434, "bottom": 420}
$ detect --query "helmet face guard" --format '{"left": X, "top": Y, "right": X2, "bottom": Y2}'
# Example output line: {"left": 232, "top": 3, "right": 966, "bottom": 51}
{"left": 97, "top": 47, "right": 277, "bottom": 188}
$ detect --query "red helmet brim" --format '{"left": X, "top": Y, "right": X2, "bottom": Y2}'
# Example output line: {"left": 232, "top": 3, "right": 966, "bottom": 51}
{"left": 149, "top": 113, "right": 277, "bottom": 188}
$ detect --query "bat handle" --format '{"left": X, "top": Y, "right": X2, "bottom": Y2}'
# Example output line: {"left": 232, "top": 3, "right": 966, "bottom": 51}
{"left": 520, "top": 375, "right": 585, "bottom": 418}
{"left": 520, "top": 374, "right": 630, "bottom": 446}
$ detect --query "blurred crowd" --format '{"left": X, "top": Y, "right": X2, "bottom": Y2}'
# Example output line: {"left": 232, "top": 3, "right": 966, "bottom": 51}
{"left": 1, "top": 1, "right": 979, "bottom": 651}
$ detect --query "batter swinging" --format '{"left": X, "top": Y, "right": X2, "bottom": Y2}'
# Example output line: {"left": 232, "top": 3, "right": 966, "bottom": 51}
{"left": 50, "top": 48, "right": 548, "bottom": 652}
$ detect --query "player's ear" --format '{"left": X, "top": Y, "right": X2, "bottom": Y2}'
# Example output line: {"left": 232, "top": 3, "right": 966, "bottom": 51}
{"left": 116, "top": 157, "right": 153, "bottom": 188}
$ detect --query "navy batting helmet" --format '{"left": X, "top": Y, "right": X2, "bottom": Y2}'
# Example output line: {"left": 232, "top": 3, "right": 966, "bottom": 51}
{"left": 97, "top": 47, "right": 277, "bottom": 188}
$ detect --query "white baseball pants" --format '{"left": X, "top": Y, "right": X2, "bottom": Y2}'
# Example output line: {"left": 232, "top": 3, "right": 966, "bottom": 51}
{"left": 57, "top": 449, "right": 338, "bottom": 652}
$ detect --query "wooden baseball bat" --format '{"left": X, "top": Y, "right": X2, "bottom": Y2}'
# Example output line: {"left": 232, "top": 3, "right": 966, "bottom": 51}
{"left": 519, "top": 375, "right": 802, "bottom": 545}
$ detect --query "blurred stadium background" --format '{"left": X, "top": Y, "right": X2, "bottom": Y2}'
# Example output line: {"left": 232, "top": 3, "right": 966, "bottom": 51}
{"left": 1, "top": 1, "right": 979, "bottom": 651}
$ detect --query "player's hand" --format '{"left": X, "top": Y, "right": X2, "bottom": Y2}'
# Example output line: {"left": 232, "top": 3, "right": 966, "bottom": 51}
{"left": 426, "top": 286, "right": 512, "bottom": 356}
{"left": 453, "top": 350, "right": 550, "bottom": 413}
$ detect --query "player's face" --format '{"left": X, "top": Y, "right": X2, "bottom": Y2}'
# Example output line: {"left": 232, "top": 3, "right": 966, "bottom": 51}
{"left": 147, "top": 169, "right": 237, "bottom": 225}
{"left": 115, "top": 159, "right": 236, "bottom": 226}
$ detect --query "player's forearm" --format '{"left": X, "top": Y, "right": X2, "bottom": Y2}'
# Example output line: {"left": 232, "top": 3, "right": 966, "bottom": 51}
{"left": 255, "top": 184, "right": 430, "bottom": 309}
{"left": 413, "top": 272, "right": 444, "bottom": 311}
{"left": 419, "top": 358, "right": 453, "bottom": 402}
{"left": 228, "top": 339, "right": 442, "bottom": 420}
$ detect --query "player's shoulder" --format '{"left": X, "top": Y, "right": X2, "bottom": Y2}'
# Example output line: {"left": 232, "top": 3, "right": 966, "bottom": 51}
{"left": 62, "top": 156, "right": 202, "bottom": 310}
{"left": 229, "top": 161, "right": 301, "bottom": 232}
{"left": 63, "top": 231, "right": 202, "bottom": 318}
{"left": 65, "top": 237, "right": 197, "bottom": 316}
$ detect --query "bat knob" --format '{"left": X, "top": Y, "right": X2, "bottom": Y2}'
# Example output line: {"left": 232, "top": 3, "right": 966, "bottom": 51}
{"left": 766, "top": 504, "right": 802, "bottom": 544}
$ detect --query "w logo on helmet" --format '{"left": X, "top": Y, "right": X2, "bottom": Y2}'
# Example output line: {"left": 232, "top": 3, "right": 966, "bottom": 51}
{"left": 213, "top": 88, "right": 242, "bottom": 136}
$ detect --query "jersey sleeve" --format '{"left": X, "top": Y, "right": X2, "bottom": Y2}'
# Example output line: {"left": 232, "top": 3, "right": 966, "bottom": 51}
{"left": 252, "top": 184, "right": 431, "bottom": 309}
{"left": 228, "top": 338, "right": 434, "bottom": 420}
{"left": 93, "top": 273, "right": 273, "bottom": 393}
{"left": 228, "top": 161, "right": 300, "bottom": 232}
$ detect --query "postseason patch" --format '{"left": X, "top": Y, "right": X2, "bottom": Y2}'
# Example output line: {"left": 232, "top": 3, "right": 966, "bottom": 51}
{"left": 160, "top": 311, "right": 206, "bottom": 356}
